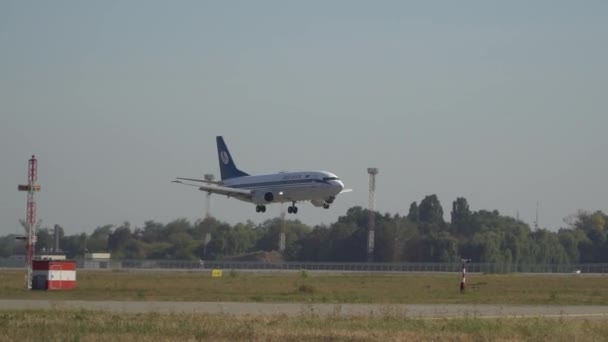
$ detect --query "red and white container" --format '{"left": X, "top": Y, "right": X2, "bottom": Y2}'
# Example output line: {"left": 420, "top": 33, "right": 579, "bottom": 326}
{"left": 32, "top": 260, "right": 76, "bottom": 290}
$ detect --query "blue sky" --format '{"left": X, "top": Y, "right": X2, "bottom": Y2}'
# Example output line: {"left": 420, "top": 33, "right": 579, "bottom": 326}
{"left": 1, "top": 0, "right": 607, "bottom": 234}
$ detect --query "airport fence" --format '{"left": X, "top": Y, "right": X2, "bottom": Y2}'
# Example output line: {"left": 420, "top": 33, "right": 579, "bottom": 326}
{"left": 2, "top": 258, "right": 608, "bottom": 273}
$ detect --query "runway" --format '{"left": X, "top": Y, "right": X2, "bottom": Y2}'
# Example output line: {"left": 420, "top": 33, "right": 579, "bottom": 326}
{"left": 1, "top": 300, "right": 607, "bottom": 319}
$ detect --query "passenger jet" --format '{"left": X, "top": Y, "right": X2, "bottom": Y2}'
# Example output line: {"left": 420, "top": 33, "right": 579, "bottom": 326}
{"left": 173, "top": 136, "right": 351, "bottom": 214}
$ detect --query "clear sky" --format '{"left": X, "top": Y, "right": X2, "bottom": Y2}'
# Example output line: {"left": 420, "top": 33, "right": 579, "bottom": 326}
{"left": 1, "top": 1, "right": 606, "bottom": 234}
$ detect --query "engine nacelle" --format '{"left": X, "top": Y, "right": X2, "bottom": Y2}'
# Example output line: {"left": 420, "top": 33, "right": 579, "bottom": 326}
{"left": 311, "top": 199, "right": 326, "bottom": 207}
{"left": 252, "top": 190, "right": 276, "bottom": 204}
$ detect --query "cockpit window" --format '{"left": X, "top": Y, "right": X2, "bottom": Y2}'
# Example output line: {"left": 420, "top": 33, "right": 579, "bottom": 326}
{"left": 323, "top": 177, "right": 340, "bottom": 181}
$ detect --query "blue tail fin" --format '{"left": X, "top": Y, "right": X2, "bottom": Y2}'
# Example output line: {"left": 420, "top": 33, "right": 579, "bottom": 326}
{"left": 216, "top": 136, "right": 250, "bottom": 180}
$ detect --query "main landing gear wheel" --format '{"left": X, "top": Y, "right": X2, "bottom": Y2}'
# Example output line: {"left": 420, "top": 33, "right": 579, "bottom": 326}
{"left": 287, "top": 202, "right": 298, "bottom": 214}
{"left": 255, "top": 205, "right": 266, "bottom": 213}
{"left": 323, "top": 203, "right": 330, "bottom": 209}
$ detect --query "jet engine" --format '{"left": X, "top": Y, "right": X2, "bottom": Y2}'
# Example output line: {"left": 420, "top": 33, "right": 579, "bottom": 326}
{"left": 311, "top": 198, "right": 331, "bottom": 209}
{"left": 253, "top": 190, "right": 276, "bottom": 204}
{"left": 311, "top": 199, "right": 326, "bottom": 207}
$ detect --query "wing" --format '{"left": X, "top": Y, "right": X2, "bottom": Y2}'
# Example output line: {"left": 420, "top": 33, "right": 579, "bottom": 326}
{"left": 172, "top": 180, "right": 252, "bottom": 198}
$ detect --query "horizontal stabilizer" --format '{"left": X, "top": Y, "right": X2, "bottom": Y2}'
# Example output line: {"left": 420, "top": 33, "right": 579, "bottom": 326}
{"left": 173, "top": 179, "right": 252, "bottom": 198}
{"left": 176, "top": 177, "right": 222, "bottom": 185}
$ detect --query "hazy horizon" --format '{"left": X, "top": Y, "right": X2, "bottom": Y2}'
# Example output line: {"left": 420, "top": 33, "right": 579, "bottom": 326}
{"left": 1, "top": 1, "right": 606, "bottom": 235}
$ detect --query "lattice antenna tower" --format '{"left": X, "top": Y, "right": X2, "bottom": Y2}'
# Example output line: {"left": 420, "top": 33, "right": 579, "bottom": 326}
{"left": 17, "top": 155, "right": 41, "bottom": 290}
{"left": 367, "top": 168, "right": 378, "bottom": 262}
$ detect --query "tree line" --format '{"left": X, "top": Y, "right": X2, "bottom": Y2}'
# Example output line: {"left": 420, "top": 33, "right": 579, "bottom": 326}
{"left": 1, "top": 195, "right": 607, "bottom": 265}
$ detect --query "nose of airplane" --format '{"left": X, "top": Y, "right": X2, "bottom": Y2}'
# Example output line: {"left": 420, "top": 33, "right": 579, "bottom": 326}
{"left": 335, "top": 180, "right": 345, "bottom": 192}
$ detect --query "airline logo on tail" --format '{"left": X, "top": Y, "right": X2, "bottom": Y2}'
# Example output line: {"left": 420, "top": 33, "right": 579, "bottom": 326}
{"left": 220, "top": 151, "right": 230, "bottom": 165}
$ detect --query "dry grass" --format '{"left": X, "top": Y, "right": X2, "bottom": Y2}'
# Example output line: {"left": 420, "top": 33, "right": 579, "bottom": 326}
{"left": 0, "top": 270, "right": 607, "bottom": 305}
{"left": 0, "top": 309, "right": 607, "bottom": 341}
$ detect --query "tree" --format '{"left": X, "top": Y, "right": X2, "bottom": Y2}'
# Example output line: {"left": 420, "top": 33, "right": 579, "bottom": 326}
{"left": 123, "top": 240, "right": 146, "bottom": 259}
{"left": 60, "top": 233, "right": 87, "bottom": 258}
{"left": 0, "top": 235, "right": 18, "bottom": 257}
{"left": 87, "top": 224, "right": 113, "bottom": 252}
{"left": 564, "top": 210, "right": 608, "bottom": 262}
{"left": 167, "top": 232, "right": 197, "bottom": 260}
{"left": 35, "top": 228, "right": 54, "bottom": 252}
{"left": 295, "top": 226, "right": 331, "bottom": 261}
{"left": 530, "top": 229, "right": 569, "bottom": 264}
{"left": 451, "top": 197, "right": 472, "bottom": 236}
{"left": 254, "top": 219, "right": 283, "bottom": 252}
{"left": 373, "top": 220, "right": 401, "bottom": 262}
{"left": 418, "top": 195, "right": 444, "bottom": 225}
{"left": 164, "top": 219, "right": 191, "bottom": 239}
{"left": 325, "top": 221, "right": 365, "bottom": 261}
{"left": 107, "top": 222, "right": 133, "bottom": 256}
{"left": 6, "top": 203, "right": 608, "bottom": 264}
{"left": 140, "top": 221, "right": 165, "bottom": 243}
{"left": 558, "top": 229, "right": 584, "bottom": 263}
{"left": 407, "top": 202, "right": 419, "bottom": 222}
{"left": 337, "top": 206, "right": 369, "bottom": 229}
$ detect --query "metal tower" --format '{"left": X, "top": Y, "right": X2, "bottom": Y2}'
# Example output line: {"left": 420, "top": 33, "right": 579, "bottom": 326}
{"left": 203, "top": 174, "right": 215, "bottom": 219}
{"left": 367, "top": 168, "right": 378, "bottom": 262}
{"left": 201, "top": 174, "right": 215, "bottom": 258}
{"left": 17, "top": 155, "right": 41, "bottom": 290}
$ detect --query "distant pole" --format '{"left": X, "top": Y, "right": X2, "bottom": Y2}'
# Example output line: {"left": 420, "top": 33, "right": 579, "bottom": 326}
{"left": 204, "top": 174, "right": 215, "bottom": 219}
{"left": 201, "top": 174, "right": 215, "bottom": 259}
{"left": 279, "top": 203, "right": 286, "bottom": 252}
{"left": 460, "top": 262, "right": 466, "bottom": 293}
{"left": 17, "top": 155, "right": 41, "bottom": 290}
{"left": 460, "top": 259, "right": 471, "bottom": 293}
{"left": 54, "top": 224, "right": 61, "bottom": 252}
{"left": 203, "top": 232, "right": 211, "bottom": 257}
{"left": 367, "top": 168, "right": 378, "bottom": 262}
{"left": 534, "top": 201, "right": 540, "bottom": 230}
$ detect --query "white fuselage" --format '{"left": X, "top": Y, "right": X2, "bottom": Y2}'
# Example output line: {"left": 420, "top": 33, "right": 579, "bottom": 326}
{"left": 223, "top": 170, "right": 344, "bottom": 205}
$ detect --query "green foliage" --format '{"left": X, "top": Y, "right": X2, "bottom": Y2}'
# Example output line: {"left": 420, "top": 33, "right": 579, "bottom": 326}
{"left": 0, "top": 234, "right": 19, "bottom": 257}
{"left": 407, "top": 201, "right": 419, "bottom": 222}
{"left": 418, "top": 194, "right": 445, "bottom": 225}
{"left": 451, "top": 197, "right": 472, "bottom": 236}
{"left": 1, "top": 196, "right": 607, "bottom": 265}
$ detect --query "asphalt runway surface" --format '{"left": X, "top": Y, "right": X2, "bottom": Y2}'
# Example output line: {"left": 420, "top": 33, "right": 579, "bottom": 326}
{"left": 1, "top": 300, "right": 607, "bottom": 319}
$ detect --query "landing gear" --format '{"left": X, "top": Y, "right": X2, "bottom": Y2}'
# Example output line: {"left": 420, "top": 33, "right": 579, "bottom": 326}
{"left": 255, "top": 205, "right": 266, "bottom": 213}
{"left": 323, "top": 203, "right": 330, "bottom": 209}
{"left": 287, "top": 202, "right": 299, "bottom": 214}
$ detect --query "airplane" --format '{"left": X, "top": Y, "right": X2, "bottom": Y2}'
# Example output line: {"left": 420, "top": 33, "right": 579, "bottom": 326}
{"left": 173, "top": 136, "right": 351, "bottom": 214}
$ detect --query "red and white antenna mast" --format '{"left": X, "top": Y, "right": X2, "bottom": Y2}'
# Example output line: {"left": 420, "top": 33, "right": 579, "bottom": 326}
{"left": 17, "top": 155, "right": 41, "bottom": 290}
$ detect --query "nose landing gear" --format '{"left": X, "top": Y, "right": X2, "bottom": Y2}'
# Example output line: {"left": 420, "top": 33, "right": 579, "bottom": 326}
{"left": 255, "top": 205, "right": 266, "bottom": 213}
